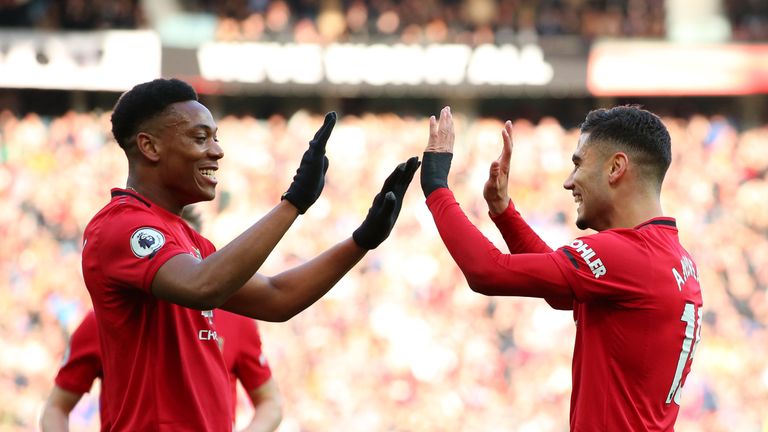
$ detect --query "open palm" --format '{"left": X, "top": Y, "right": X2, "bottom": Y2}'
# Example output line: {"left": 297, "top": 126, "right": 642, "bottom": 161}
{"left": 483, "top": 120, "right": 514, "bottom": 216}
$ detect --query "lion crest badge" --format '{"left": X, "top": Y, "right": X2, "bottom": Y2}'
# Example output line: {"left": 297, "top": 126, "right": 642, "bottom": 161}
{"left": 130, "top": 227, "right": 166, "bottom": 258}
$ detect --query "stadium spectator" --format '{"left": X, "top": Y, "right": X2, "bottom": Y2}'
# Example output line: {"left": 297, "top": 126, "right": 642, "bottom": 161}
{"left": 5, "top": 1, "right": 766, "bottom": 42}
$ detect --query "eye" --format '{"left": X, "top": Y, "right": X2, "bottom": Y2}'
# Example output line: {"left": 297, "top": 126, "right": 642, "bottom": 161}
{"left": 195, "top": 136, "right": 207, "bottom": 143}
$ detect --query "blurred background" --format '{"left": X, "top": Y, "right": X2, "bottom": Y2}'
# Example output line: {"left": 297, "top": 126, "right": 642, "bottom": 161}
{"left": 1, "top": 0, "right": 767, "bottom": 431}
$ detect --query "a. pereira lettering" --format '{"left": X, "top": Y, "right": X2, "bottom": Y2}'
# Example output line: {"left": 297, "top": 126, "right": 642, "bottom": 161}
{"left": 569, "top": 239, "right": 607, "bottom": 279}
{"left": 672, "top": 255, "right": 698, "bottom": 291}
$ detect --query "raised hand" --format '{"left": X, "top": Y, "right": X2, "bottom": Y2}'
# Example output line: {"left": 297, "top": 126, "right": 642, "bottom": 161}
{"left": 281, "top": 112, "right": 336, "bottom": 214}
{"left": 353, "top": 156, "right": 421, "bottom": 250}
{"left": 421, "top": 106, "right": 455, "bottom": 198}
{"left": 483, "top": 120, "right": 513, "bottom": 216}
{"left": 424, "top": 106, "right": 455, "bottom": 153}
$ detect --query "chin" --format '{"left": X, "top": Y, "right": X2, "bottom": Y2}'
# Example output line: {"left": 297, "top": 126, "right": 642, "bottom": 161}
{"left": 186, "top": 189, "right": 216, "bottom": 204}
{"left": 575, "top": 212, "right": 590, "bottom": 230}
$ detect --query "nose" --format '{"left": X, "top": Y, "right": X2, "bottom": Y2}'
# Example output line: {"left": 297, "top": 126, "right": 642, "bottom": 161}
{"left": 563, "top": 172, "right": 574, "bottom": 190}
{"left": 208, "top": 140, "right": 224, "bottom": 160}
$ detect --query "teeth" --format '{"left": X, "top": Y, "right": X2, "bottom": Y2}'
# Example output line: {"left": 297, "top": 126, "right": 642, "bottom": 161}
{"left": 200, "top": 169, "right": 217, "bottom": 180}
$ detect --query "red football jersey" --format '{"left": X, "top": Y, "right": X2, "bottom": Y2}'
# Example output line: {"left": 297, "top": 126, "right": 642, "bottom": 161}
{"left": 552, "top": 218, "right": 703, "bottom": 431}
{"left": 82, "top": 189, "right": 231, "bottom": 431}
{"left": 426, "top": 188, "right": 703, "bottom": 431}
{"left": 216, "top": 310, "right": 273, "bottom": 418}
{"left": 53, "top": 309, "right": 272, "bottom": 428}
{"left": 54, "top": 311, "right": 107, "bottom": 423}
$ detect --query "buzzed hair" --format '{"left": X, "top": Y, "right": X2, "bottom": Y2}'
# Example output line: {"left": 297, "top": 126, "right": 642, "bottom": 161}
{"left": 580, "top": 105, "right": 672, "bottom": 189}
{"left": 110, "top": 78, "right": 198, "bottom": 150}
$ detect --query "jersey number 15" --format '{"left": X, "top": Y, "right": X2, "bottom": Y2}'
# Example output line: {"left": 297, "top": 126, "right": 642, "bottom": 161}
{"left": 666, "top": 302, "right": 702, "bottom": 405}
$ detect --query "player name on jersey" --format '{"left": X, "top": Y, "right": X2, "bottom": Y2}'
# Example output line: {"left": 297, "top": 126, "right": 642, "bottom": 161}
{"left": 672, "top": 255, "right": 698, "bottom": 291}
{"left": 570, "top": 239, "right": 607, "bottom": 279}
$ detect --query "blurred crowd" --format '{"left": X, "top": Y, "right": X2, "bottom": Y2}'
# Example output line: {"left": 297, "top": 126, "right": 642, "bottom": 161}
{"left": 1, "top": 105, "right": 766, "bottom": 431}
{"left": 2, "top": 0, "right": 768, "bottom": 43}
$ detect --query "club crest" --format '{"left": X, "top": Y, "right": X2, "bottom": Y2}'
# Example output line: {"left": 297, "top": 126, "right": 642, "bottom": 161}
{"left": 130, "top": 228, "right": 166, "bottom": 258}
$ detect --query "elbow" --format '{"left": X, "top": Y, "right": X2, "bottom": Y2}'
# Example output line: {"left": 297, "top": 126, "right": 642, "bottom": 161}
{"left": 263, "top": 307, "right": 298, "bottom": 323}
{"left": 467, "top": 280, "right": 494, "bottom": 295}
{"left": 463, "top": 269, "right": 495, "bottom": 295}
{"left": 188, "top": 283, "right": 231, "bottom": 311}
{"left": 238, "top": 302, "right": 297, "bottom": 323}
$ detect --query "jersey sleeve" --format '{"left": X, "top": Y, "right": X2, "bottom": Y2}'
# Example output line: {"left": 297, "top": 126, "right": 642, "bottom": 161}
{"left": 54, "top": 312, "right": 101, "bottom": 394}
{"left": 193, "top": 230, "right": 217, "bottom": 258}
{"left": 426, "top": 188, "right": 571, "bottom": 300}
{"left": 96, "top": 205, "right": 193, "bottom": 293}
{"left": 489, "top": 200, "right": 553, "bottom": 254}
{"left": 232, "top": 320, "right": 272, "bottom": 392}
{"left": 551, "top": 230, "right": 652, "bottom": 303}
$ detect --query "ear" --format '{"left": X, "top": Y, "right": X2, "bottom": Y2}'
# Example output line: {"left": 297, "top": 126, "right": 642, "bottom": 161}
{"left": 607, "top": 152, "right": 628, "bottom": 185}
{"left": 136, "top": 132, "right": 161, "bottom": 162}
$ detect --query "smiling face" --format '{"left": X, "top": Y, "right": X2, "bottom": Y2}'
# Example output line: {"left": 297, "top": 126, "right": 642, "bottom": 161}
{"left": 563, "top": 133, "right": 613, "bottom": 231}
{"left": 153, "top": 100, "right": 223, "bottom": 207}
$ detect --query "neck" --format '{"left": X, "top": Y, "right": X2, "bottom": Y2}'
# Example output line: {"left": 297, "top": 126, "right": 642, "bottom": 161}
{"left": 126, "top": 176, "right": 184, "bottom": 215}
{"left": 609, "top": 188, "right": 663, "bottom": 229}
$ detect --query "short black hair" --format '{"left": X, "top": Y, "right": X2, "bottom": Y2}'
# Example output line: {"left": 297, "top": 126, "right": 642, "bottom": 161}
{"left": 580, "top": 105, "right": 672, "bottom": 187}
{"left": 110, "top": 78, "right": 198, "bottom": 150}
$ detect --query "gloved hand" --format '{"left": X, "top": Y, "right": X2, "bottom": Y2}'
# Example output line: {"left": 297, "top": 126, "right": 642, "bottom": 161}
{"left": 353, "top": 156, "right": 421, "bottom": 249}
{"left": 281, "top": 112, "right": 336, "bottom": 214}
{"left": 420, "top": 152, "right": 452, "bottom": 198}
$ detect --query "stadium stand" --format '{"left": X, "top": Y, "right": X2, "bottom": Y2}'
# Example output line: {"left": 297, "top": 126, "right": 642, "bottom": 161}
{"left": 1, "top": 0, "right": 767, "bottom": 431}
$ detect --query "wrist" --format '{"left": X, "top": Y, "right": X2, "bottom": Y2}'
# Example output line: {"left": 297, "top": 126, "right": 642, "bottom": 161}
{"left": 420, "top": 152, "right": 452, "bottom": 198}
{"left": 487, "top": 198, "right": 510, "bottom": 217}
{"left": 278, "top": 197, "right": 301, "bottom": 216}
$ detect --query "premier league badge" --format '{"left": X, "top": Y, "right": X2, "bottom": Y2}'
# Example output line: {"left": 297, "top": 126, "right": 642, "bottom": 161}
{"left": 130, "top": 227, "right": 166, "bottom": 258}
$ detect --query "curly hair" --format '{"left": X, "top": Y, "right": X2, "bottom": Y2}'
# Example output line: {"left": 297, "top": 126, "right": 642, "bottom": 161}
{"left": 580, "top": 105, "right": 672, "bottom": 187}
{"left": 110, "top": 78, "right": 198, "bottom": 150}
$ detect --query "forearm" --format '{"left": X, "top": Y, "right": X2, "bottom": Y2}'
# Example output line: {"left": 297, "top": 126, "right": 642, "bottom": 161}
{"left": 240, "top": 401, "right": 282, "bottom": 432}
{"left": 222, "top": 238, "right": 366, "bottom": 321}
{"left": 40, "top": 387, "right": 81, "bottom": 432}
{"left": 427, "top": 188, "right": 571, "bottom": 300}
{"left": 153, "top": 201, "right": 299, "bottom": 308}
{"left": 239, "top": 380, "right": 283, "bottom": 432}
{"left": 40, "top": 407, "right": 69, "bottom": 432}
{"left": 490, "top": 200, "right": 553, "bottom": 254}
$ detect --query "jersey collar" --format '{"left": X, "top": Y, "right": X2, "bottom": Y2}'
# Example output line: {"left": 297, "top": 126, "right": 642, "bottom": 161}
{"left": 635, "top": 217, "right": 676, "bottom": 229}
{"left": 111, "top": 188, "right": 151, "bottom": 207}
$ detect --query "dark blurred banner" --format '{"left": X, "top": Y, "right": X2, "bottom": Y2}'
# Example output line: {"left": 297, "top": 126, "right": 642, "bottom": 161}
{"left": 163, "top": 36, "right": 589, "bottom": 97}
{"left": 14, "top": 31, "right": 767, "bottom": 98}
{"left": 588, "top": 41, "right": 768, "bottom": 96}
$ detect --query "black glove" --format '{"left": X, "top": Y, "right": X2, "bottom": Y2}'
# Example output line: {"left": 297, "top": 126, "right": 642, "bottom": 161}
{"left": 282, "top": 112, "right": 336, "bottom": 214}
{"left": 420, "top": 152, "right": 452, "bottom": 198}
{"left": 353, "top": 156, "right": 421, "bottom": 249}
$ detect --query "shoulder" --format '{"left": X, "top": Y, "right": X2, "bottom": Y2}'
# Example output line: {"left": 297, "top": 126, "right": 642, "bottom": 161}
{"left": 86, "top": 200, "right": 171, "bottom": 257}
{"left": 568, "top": 228, "right": 650, "bottom": 255}
{"left": 556, "top": 229, "right": 651, "bottom": 280}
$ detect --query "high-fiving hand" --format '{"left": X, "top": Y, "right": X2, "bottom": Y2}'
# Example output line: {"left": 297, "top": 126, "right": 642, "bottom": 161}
{"left": 282, "top": 112, "right": 336, "bottom": 214}
{"left": 421, "top": 106, "right": 454, "bottom": 198}
{"left": 483, "top": 120, "right": 513, "bottom": 216}
{"left": 353, "top": 156, "right": 421, "bottom": 250}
